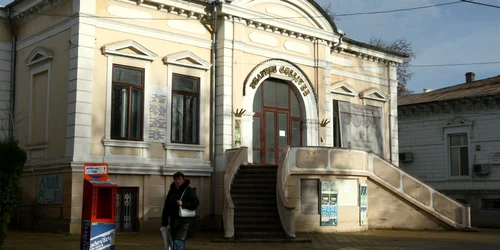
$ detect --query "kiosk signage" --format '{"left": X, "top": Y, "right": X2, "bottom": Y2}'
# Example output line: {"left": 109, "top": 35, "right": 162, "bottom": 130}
{"left": 80, "top": 163, "right": 118, "bottom": 250}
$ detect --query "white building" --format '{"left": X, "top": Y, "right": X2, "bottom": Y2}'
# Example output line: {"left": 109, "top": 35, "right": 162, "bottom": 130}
{"left": 399, "top": 72, "right": 500, "bottom": 227}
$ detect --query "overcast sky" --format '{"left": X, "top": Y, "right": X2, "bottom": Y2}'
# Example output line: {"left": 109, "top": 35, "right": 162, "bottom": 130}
{"left": 2, "top": 0, "right": 500, "bottom": 93}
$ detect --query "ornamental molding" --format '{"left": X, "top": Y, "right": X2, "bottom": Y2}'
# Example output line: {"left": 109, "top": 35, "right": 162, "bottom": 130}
{"left": 25, "top": 46, "right": 54, "bottom": 66}
{"left": 331, "top": 81, "right": 358, "bottom": 97}
{"left": 101, "top": 39, "right": 158, "bottom": 61}
{"left": 163, "top": 51, "right": 211, "bottom": 70}
{"left": 10, "top": 0, "right": 66, "bottom": 23}
{"left": 398, "top": 95, "right": 500, "bottom": 119}
{"left": 360, "top": 88, "right": 389, "bottom": 102}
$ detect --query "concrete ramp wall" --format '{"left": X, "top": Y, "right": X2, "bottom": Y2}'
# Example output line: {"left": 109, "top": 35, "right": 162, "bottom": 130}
{"left": 287, "top": 147, "right": 471, "bottom": 231}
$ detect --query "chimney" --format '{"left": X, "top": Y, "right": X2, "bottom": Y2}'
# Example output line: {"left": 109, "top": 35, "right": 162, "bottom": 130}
{"left": 423, "top": 88, "right": 433, "bottom": 93}
{"left": 465, "top": 72, "right": 475, "bottom": 83}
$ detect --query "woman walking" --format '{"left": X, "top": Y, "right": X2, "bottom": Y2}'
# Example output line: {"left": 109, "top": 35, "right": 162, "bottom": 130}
{"left": 162, "top": 172, "right": 199, "bottom": 250}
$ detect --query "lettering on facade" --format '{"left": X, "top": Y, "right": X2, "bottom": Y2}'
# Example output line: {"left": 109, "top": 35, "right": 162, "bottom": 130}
{"left": 250, "top": 65, "right": 311, "bottom": 96}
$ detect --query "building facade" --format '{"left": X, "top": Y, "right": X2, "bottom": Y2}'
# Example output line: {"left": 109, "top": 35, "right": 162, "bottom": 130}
{"left": 399, "top": 73, "right": 500, "bottom": 228}
{"left": 0, "top": 0, "right": 471, "bottom": 235}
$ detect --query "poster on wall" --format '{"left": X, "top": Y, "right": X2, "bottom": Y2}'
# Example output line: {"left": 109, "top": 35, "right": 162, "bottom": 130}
{"left": 38, "top": 174, "right": 63, "bottom": 204}
{"left": 320, "top": 181, "right": 338, "bottom": 226}
{"left": 149, "top": 91, "right": 168, "bottom": 142}
{"left": 338, "top": 102, "right": 383, "bottom": 156}
{"left": 234, "top": 119, "right": 242, "bottom": 148}
{"left": 359, "top": 183, "right": 368, "bottom": 226}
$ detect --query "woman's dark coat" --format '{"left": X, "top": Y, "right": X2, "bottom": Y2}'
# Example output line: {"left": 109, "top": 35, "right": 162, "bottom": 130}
{"left": 161, "top": 179, "right": 199, "bottom": 240}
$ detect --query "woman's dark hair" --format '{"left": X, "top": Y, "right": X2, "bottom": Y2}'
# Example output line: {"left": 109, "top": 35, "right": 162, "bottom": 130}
{"left": 173, "top": 172, "right": 185, "bottom": 180}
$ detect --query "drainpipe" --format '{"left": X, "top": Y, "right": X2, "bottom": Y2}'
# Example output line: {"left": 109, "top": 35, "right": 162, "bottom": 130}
{"left": 330, "top": 30, "right": 345, "bottom": 53}
{"left": 7, "top": 7, "right": 17, "bottom": 141}
{"left": 209, "top": 0, "right": 218, "bottom": 217}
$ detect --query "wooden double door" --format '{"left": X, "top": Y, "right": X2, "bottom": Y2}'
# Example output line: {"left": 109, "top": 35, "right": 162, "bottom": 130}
{"left": 253, "top": 79, "right": 303, "bottom": 164}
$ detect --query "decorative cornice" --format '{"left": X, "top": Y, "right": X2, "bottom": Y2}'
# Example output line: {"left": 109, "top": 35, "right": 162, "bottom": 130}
{"left": 333, "top": 47, "right": 400, "bottom": 67}
{"left": 398, "top": 95, "right": 500, "bottom": 119}
{"left": 220, "top": 3, "right": 339, "bottom": 44}
{"left": 11, "top": 0, "right": 67, "bottom": 23}
{"left": 444, "top": 117, "right": 473, "bottom": 128}
{"left": 121, "top": 0, "right": 210, "bottom": 21}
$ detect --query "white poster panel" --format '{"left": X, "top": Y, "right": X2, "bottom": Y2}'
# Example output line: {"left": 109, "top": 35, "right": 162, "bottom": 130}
{"left": 336, "top": 179, "right": 359, "bottom": 207}
{"left": 339, "top": 102, "right": 383, "bottom": 156}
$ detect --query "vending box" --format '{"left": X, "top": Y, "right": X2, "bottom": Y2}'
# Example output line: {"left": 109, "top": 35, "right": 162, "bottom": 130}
{"left": 80, "top": 163, "right": 118, "bottom": 250}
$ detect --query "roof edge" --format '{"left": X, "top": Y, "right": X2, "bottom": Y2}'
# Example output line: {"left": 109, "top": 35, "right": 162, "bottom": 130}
{"left": 306, "top": 0, "right": 339, "bottom": 34}
{"left": 343, "top": 37, "right": 409, "bottom": 58}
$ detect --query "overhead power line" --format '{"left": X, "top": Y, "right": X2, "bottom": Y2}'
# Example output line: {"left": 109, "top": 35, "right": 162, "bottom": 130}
{"left": 460, "top": 0, "right": 500, "bottom": 9}
{"left": 409, "top": 61, "right": 500, "bottom": 68}
{"left": 336, "top": 1, "right": 463, "bottom": 17}
{"left": 5, "top": 1, "right": 465, "bottom": 21}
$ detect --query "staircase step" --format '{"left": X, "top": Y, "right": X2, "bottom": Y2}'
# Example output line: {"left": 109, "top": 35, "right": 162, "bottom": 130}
{"left": 234, "top": 199, "right": 276, "bottom": 206}
{"left": 233, "top": 178, "right": 277, "bottom": 183}
{"left": 235, "top": 231, "right": 286, "bottom": 238}
{"left": 238, "top": 168, "right": 277, "bottom": 173}
{"left": 235, "top": 205, "right": 277, "bottom": 211}
{"left": 235, "top": 217, "right": 281, "bottom": 223}
{"left": 232, "top": 194, "right": 276, "bottom": 199}
{"left": 235, "top": 211, "right": 279, "bottom": 217}
{"left": 232, "top": 183, "right": 276, "bottom": 188}
{"left": 235, "top": 224, "right": 283, "bottom": 231}
{"left": 234, "top": 173, "right": 276, "bottom": 178}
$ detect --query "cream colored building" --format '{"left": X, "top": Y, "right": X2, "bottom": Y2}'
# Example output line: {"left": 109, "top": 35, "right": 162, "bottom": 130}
{"left": 0, "top": 0, "right": 471, "bottom": 236}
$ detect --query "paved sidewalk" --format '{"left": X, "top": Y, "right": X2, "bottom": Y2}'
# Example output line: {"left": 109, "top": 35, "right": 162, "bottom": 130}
{"left": 3, "top": 229, "right": 500, "bottom": 250}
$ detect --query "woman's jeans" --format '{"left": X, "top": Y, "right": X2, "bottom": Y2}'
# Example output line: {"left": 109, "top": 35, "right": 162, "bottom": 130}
{"left": 174, "top": 239, "right": 185, "bottom": 250}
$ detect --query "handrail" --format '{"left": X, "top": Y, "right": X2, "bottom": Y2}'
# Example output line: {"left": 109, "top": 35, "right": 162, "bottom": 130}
{"left": 276, "top": 146, "right": 296, "bottom": 238}
{"left": 223, "top": 147, "right": 248, "bottom": 238}
{"left": 368, "top": 153, "right": 472, "bottom": 229}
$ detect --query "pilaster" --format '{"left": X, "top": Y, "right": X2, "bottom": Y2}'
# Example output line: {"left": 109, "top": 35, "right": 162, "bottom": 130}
{"left": 389, "top": 64, "right": 399, "bottom": 166}
{"left": 215, "top": 17, "right": 234, "bottom": 170}
{"left": 66, "top": 0, "right": 96, "bottom": 161}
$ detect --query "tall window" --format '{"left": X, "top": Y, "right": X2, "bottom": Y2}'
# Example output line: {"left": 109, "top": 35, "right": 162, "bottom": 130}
{"left": 111, "top": 65, "right": 144, "bottom": 140}
{"left": 171, "top": 74, "right": 199, "bottom": 144}
{"left": 449, "top": 133, "right": 469, "bottom": 176}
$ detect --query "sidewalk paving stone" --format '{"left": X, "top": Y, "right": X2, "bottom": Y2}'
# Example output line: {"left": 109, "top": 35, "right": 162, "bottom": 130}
{"left": 3, "top": 229, "right": 500, "bottom": 250}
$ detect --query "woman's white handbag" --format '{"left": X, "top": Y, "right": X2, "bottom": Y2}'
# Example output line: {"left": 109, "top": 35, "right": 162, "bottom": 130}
{"left": 179, "top": 188, "right": 196, "bottom": 217}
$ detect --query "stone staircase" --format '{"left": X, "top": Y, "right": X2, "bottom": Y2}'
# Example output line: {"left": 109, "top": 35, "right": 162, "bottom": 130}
{"left": 231, "top": 164, "right": 286, "bottom": 239}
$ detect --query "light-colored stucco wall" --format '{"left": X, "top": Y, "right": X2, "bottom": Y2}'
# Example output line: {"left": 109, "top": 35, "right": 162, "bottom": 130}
{"left": 91, "top": 26, "right": 212, "bottom": 161}
{"left": 14, "top": 30, "right": 70, "bottom": 158}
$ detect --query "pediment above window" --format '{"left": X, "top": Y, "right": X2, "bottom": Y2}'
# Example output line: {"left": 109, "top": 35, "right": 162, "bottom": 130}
{"left": 163, "top": 51, "right": 211, "bottom": 71}
{"left": 101, "top": 40, "right": 157, "bottom": 61}
{"left": 360, "top": 88, "right": 389, "bottom": 102}
{"left": 445, "top": 117, "right": 473, "bottom": 127}
{"left": 25, "top": 47, "right": 53, "bottom": 66}
{"left": 331, "top": 81, "right": 358, "bottom": 97}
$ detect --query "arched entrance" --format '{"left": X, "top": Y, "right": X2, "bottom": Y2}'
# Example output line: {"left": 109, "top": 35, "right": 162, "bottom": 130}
{"left": 252, "top": 78, "right": 302, "bottom": 164}
{"left": 241, "top": 59, "right": 319, "bottom": 163}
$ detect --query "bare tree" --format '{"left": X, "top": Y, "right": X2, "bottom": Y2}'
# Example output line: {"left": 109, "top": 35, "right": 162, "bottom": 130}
{"left": 317, "top": 1, "right": 415, "bottom": 96}
{"left": 368, "top": 37, "right": 415, "bottom": 97}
